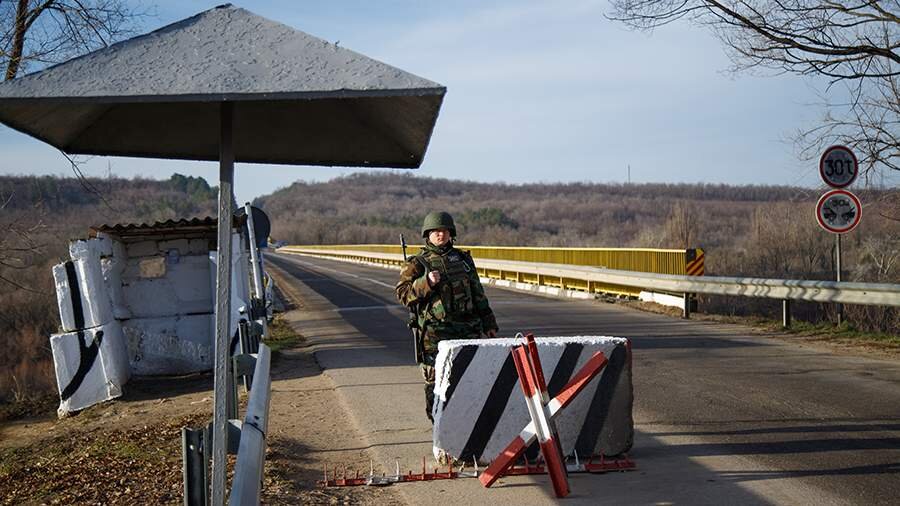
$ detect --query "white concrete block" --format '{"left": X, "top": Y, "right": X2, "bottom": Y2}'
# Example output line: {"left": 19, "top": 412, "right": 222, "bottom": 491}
{"left": 122, "top": 254, "right": 212, "bottom": 318}
{"left": 433, "top": 336, "right": 633, "bottom": 464}
{"left": 209, "top": 233, "right": 253, "bottom": 336}
{"left": 101, "top": 255, "right": 132, "bottom": 320}
{"left": 188, "top": 238, "right": 210, "bottom": 254}
{"left": 122, "top": 314, "right": 214, "bottom": 375}
{"left": 171, "top": 255, "right": 216, "bottom": 308}
{"left": 53, "top": 258, "right": 115, "bottom": 332}
{"left": 51, "top": 320, "right": 131, "bottom": 417}
{"left": 69, "top": 237, "right": 113, "bottom": 261}
{"left": 123, "top": 277, "right": 177, "bottom": 317}
{"left": 139, "top": 256, "right": 167, "bottom": 278}
{"left": 639, "top": 291, "right": 685, "bottom": 308}
{"left": 126, "top": 240, "right": 159, "bottom": 258}
{"left": 158, "top": 238, "right": 190, "bottom": 255}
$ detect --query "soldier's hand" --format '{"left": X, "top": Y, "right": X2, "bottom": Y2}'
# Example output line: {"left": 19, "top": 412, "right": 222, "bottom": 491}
{"left": 486, "top": 329, "right": 497, "bottom": 338}
{"left": 427, "top": 271, "right": 441, "bottom": 286}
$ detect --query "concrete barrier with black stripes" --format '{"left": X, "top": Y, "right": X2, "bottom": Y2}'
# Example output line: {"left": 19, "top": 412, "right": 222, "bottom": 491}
{"left": 432, "top": 336, "right": 633, "bottom": 464}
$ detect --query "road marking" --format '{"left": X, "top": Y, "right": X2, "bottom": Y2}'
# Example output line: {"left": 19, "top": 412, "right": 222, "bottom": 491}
{"left": 279, "top": 254, "right": 395, "bottom": 289}
{"left": 333, "top": 305, "right": 395, "bottom": 312}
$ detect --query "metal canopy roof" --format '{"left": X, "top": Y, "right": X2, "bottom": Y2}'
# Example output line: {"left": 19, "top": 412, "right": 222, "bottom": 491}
{"left": 0, "top": 4, "right": 445, "bottom": 168}
{"left": 89, "top": 216, "right": 247, "bottom": 241}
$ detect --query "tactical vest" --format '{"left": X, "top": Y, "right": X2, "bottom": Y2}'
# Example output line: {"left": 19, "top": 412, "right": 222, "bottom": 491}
{"left": 416, "top": 248, "right": 476, "bottom": 324}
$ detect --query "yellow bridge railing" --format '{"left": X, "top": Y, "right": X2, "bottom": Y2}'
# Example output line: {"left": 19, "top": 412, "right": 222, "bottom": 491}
{"left": 281, "top": 244, "right": 704, "bottom": 298}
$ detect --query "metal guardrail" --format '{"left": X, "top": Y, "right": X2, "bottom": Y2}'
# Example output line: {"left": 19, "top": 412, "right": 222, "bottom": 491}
{"left": 289, "top": 244, "right": 698, "bottom": 273}
{"left": 229, "top": 344, "right": 272, "bottom": 506}
{"left": 289, "top": 244, "right": 704, "bottom": 297}
{"left": 183, "top": 203, "right": 274, "bottom": 506}
{"left": 182, "top": 323, "right": 271, "bottom": 506}
{"left": 279, "top": 247, "right": 900, "bottom": 320}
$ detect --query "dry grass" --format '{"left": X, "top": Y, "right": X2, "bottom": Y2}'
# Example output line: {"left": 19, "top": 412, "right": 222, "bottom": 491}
{"left": 0, "top": 413, "right": 209, "bottom": 505}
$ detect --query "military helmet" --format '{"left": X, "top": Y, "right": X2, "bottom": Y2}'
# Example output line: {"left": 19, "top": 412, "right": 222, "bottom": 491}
{"left": 421, "top": 211, "right": 456, "bottom": 238}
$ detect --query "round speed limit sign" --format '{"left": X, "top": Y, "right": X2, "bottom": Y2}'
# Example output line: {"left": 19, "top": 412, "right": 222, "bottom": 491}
{"left": 819, "top": 145, "right": 858, "bottom": 188}
{"left": 816, "top": 189, "right": 861, "bottom": 234}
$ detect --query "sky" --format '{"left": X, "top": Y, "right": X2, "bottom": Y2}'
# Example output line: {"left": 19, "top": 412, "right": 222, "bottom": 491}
{"left": 2, "top": 0, "right": 896, "bottom": 205}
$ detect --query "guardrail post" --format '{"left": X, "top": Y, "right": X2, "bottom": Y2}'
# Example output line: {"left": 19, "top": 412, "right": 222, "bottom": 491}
{"left": 782, "top": 299, "right": 791, "bottom": 328}
{"left": 682, "top": 293, "right": 691, "bottom": 319}
{"left": 233, "top": 353, "right": 258, "bottom": 392}
{"left": 227, "top": 420, "right": 243, "bottom": 455}
{"left": 227, "top": 351, "right": 238, "bottom": 421}
{"left": 238, "top": 321, "right": 253, "bottom": 390}
{"left": 182, "top": 426, "right": 210, "bottom": 506}
{"left": 252, "top": 321, "right": 264, "bottom": 352}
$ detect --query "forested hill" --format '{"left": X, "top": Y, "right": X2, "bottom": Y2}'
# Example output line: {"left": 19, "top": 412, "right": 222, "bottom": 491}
{"left": 0, "top": 173, "right": 216, "bottom": 215}
{"left": 253, "top": 172, "right": 863, "bottom": 250}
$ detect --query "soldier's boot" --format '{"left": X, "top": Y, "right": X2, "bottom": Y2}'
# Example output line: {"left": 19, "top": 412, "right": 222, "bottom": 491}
{"left": 424, "top": 384, "right": 435, "bottom": 423}
{"left": 421, "top": 360, "right": 436, "bottom": 423}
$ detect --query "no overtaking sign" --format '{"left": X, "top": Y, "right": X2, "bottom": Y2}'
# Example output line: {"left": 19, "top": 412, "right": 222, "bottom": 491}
{"left": 816, "top": 189, "right": 861, "bottom": 234}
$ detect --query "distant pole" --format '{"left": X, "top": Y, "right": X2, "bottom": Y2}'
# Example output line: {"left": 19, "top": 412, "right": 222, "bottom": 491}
{"left": 627, "top": 164, "right": 631, "bottom": 185}
{"left": 836, "top": 233, "right": 843, "bottom": 326}
{"left": 212, "top": 102, "right": 234, "bottom": 506}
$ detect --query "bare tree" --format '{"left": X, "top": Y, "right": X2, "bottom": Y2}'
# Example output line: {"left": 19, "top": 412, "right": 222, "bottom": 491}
{"left": 0, "top": 1, "right": 145, "bottom": 219}
{"left": 2, "top": 0, "right": 147, "bottom": 80}
{"left": 0, "top": 192, "right": 45, "bottom": 291}
{"left": 608, "top": 1, "right": 899, "bottom": 179}
{"left": 663, "top": 200, "right": 698, "bottom": 248}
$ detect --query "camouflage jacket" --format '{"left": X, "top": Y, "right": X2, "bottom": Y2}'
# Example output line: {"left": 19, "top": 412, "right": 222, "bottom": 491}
{"left": 395, "top": 243, "right": 498, "bottom": 335}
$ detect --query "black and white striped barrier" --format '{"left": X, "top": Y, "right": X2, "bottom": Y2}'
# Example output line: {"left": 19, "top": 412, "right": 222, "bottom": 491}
{"left": 51, "top": 239, "right": 130, "bottom": 417}
{"left": 53, "top": 257, "right": 114, "bottom": 332}
{"left": 50, "top": 321, "right": 131, "bottom": 417}
{"left": 433, "top": 336, "right": 633, "bottom": 465}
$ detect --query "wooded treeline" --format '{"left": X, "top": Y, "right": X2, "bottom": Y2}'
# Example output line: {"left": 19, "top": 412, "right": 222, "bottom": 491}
{"left": 0, "top": 174, "right": 216, "bottom": 404}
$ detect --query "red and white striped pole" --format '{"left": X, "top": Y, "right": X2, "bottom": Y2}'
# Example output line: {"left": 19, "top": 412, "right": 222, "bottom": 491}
{"left": 520, "top": 334, "right": 568, "bottom": 497}
{"left": 479, "top": 335, "right": 610, "bottom": 496}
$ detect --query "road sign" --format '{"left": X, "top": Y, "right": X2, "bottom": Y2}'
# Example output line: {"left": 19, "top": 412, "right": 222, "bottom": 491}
{"left": 819, "top": 145, "right": 858, "bottom": 188}
{"left": 816, "top": 189, "right": 861, "bottom": 234}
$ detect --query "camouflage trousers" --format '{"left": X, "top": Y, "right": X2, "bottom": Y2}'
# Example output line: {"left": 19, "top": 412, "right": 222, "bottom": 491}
{"left": 420, "top": 352, "right": 437, "bottom": 423}
{"left": 420, "top": 320, "right": 483, "bottom": 423}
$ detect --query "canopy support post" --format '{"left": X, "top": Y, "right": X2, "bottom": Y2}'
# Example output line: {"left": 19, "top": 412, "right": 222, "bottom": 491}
{"left": 212, "top": 101, "right": 234, "bottom": 505}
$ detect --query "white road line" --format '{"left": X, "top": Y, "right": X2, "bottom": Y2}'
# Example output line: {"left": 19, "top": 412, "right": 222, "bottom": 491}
{"left": 281, "top": 254, "right": 395, "bottom": 289}
{"left": 334, "top": 305, "right": 395, "bottom": 312}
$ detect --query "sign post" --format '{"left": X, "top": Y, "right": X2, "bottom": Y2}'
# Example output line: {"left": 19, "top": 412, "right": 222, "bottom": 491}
{"left": 816, "top": 145, "right": 861, "bottom": 326}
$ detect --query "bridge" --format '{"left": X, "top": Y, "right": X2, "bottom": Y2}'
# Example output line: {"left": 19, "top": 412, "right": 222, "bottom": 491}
{"left": 263, "top": 249, "right": 900, "bottom": 505}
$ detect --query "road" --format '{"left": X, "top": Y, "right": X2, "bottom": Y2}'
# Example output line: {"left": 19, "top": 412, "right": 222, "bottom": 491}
{"left": 267, "top": 252, "right": 900, "bottom": 505}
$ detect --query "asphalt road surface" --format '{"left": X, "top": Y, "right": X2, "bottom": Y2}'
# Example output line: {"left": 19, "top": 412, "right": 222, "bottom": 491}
{"left": 268, "top": 252, "right": 900, "bottom": 505}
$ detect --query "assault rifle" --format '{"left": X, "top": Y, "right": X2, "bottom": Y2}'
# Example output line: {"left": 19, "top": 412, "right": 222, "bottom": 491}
{"left": 401, "top": 234, "right": 425, "bottom": 364}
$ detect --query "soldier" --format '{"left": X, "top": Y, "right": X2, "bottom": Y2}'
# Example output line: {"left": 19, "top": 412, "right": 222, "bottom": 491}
{"left": 395, "top": 211, "right": 499, "bottom": 422}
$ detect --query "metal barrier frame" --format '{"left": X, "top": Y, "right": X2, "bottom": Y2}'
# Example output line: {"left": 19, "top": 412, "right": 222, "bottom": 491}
{"left": 229, "top": 344, "right": 272, "bottom": 506}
